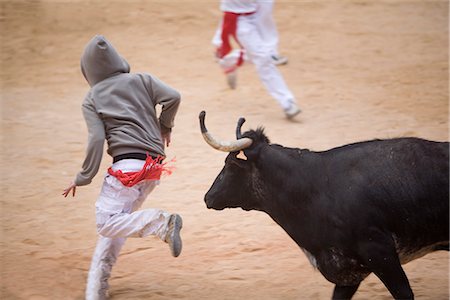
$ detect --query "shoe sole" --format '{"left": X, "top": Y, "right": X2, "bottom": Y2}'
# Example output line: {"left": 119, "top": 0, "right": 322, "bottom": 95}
{"left": 274, "top": 59, "right": 288, "bottom": 66}
{"left": 227, "top": 72, "right": 237, "bottom": 89}
{"left": 167, "top": 214, "right": 183, "bottom": 257}
{"left": 285, "top": 108, "right": 301, "bottom": 120}
{"left": 272, "top": 56, "right": 288, "bottom": 66}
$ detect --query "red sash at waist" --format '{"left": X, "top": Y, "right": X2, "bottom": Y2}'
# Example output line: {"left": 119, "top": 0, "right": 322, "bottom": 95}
{"left": 217, "top": 11, "right": 255, "bottom": 57}
{"left": 108, "top": 155, "right": 173, "bottom": 187}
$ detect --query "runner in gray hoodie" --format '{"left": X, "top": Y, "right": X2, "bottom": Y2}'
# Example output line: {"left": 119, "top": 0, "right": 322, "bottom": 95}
{"left": 63, "top": 35, "right": 182, "bottom": 300}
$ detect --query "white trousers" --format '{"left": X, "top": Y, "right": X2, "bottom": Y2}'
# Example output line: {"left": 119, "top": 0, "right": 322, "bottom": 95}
{"left": 255, "top": 0, "right": 279, "bottom": 57}
{"left": 236, "top": 12, "right": 295, "bottom": 110}
{"left": 86, "top": 159, "right": 172, "bottom": 300}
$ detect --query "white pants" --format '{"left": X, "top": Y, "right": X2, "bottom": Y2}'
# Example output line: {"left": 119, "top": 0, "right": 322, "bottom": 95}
{"left": 236, "top": 12, "right": 295, "bottom": 110}
{"left": 255, "top": 0, "right": 279, "bottom": 57}
{"left": 86, "top": 159, "right": 172, "bottom": 300}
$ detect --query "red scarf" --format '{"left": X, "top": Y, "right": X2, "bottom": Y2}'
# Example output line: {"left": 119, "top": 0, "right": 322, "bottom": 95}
{"left": 108, "top": 155, "right": 173, "bottom": 187}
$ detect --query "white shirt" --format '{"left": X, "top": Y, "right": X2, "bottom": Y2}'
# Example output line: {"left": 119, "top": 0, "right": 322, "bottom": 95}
{"left": 220, "top": 0, "right": 258, "bottom": 14}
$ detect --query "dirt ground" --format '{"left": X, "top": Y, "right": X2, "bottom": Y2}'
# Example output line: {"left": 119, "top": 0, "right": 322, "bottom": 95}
{"left": 1, "top": 0, "right": 448, "bottom": 299}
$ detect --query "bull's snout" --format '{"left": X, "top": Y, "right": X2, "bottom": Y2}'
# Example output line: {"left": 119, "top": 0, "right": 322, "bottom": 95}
{"left": 204, "top": 195, "right": 213, "bottom": 209}
{"left": 204, "top": 193, "right": 225, "bottom": 210}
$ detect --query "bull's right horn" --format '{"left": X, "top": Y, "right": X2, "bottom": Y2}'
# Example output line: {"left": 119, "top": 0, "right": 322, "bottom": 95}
{"left": 199, "top": 111, "right": 253, "bottom": 152}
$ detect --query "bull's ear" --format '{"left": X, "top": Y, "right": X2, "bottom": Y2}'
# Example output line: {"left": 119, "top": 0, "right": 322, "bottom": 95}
{"left": 237, "top": 151, "right": 248, "bottom": 160}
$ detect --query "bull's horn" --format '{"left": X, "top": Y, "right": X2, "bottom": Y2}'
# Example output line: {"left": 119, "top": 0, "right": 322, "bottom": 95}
{"left": 236, "top": 117, "right": 246, "bottom": 139}
{"left": 199, "top": 111, "right": 253, "bottom": 152}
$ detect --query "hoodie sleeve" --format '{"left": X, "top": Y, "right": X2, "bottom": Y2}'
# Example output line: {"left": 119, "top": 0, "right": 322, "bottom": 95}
{"left": 74, "top": 97, "right": 105, "bottom": 186}
{"left": 145, "top": 74, "right": 181, "bottom": 133}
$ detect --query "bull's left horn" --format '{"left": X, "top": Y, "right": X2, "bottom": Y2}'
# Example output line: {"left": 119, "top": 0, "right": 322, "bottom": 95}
{"left": 236, "top": 117, "right": 246, "bottom": 139}
{"left": 199, "top": 111, "right": 252, "bottom": 152}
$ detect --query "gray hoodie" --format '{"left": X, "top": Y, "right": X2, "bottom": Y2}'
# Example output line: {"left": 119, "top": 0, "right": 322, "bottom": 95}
{"left": 75, "top": 35, "right": 180, "bottom": 186}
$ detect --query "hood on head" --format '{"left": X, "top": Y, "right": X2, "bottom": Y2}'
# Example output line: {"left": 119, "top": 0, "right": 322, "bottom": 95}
{"left": 80, "top": 35, "right": 130, "bottom": 86}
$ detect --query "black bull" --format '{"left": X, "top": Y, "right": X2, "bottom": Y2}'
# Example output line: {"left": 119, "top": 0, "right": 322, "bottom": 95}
{"left": 199, "top": 111, "right": 449, "bottom": 300}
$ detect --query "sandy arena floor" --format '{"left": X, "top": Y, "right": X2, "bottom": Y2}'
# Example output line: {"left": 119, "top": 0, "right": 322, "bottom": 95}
{"left": 1, "top": 1, "right": 448, "bottom": 299}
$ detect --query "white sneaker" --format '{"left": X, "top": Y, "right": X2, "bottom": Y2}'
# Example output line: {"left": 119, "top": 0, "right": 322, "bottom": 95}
{"left": 165, "top": 214, "right": 183, "bottom": 257}
{"left": 226, "top": 71, "right": 237, "bottom": 89}
{"left": 272, "top": 55, "right": 288, "bottom": 66}
{"left": 284, "top": 103, "right": 301, "bottom": 119}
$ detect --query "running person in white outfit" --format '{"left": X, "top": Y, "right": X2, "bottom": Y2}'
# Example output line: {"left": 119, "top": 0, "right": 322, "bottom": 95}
{"left": 213, "top": 0, "right": 300, "bottom": 119}
{"left": 62, "top": 35, "right": 183, "bottom": 300}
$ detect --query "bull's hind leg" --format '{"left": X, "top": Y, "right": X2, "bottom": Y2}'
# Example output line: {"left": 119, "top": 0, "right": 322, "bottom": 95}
{"left": 358, "top": 231, "right": 414, "bottom": 299}
{"left": 332, "top": 283, "right": 360, "bottom": 299}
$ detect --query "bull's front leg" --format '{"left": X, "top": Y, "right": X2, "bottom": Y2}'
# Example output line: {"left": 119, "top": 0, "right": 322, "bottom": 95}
{"left": 332, "top": 283, "right": 360, "bottom": 299}
{"left": 357, "top": 230, "right": 414, "bottom": 299}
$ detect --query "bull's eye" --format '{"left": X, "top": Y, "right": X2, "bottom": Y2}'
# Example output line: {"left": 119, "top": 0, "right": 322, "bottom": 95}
{"left": 229, "top": 157, "right": 247, "bottom": 168}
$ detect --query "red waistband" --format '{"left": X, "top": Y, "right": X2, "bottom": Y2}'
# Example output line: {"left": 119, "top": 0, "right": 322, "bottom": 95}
{"left": 224, "top": 11, "right": 256, "bottom": 16}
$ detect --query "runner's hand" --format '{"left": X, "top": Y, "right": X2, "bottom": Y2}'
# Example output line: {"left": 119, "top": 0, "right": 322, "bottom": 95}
{"left": 62, "top": 182, "right": 77, "bottom": 197}
{"left": 162, "top": 132, "right": 171, "bottom": 147}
